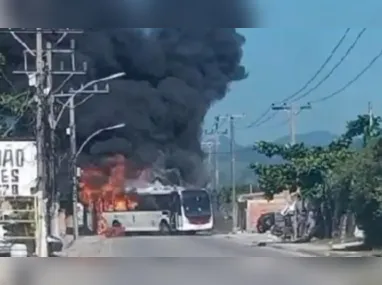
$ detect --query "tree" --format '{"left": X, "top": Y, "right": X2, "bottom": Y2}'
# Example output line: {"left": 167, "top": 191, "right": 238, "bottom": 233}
{"left": 344, "top": 114, "right": 381, "bottom": 146}
{"left": 251, "top": 136, "right": 354, "bottom": 238}
{"left": 250, "top": 112, "right": 382, "bottom": 243}
{"left": 219, "top": 184, "right": 258, "bottom": 204}
{"left": 332, "top": 138, "right": 382, "bottom": 247}
{"left": 0, "top": 52, "right": 34, "bottom": 137}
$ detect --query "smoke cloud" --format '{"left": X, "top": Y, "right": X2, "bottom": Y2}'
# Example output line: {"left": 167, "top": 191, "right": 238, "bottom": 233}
{"left": 2, "top": 0, "right": 256, "bottom": 27}
{"left": 75, "top": 29, "right": 247, "bottom": 185}
{"left": 0, "top": 28, "right": 247, "bottom": 187}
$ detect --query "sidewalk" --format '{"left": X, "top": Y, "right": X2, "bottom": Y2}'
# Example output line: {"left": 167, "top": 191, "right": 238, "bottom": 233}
{"left": 0, "top": 259, "right": 12, "bottom": 285}
{"left": 268, "top": 241, "right": 333, "bottom": 256}
{"left": 222, "top": 232, "right": 381, "bottom": 257}
{"left": 62, "top": 234, "right": 75, "bottom": 249}
{"left": 223, "top": 232, "right": 279, "bottom": 246}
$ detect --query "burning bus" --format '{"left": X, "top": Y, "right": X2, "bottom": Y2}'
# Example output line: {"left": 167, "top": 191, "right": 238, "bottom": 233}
{"left": 79, "top": 155, "right": 213, "bottom": 236}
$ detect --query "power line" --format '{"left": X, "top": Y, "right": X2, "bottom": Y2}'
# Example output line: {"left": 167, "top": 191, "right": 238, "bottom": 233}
{"left": 215, "top": 114, "right": 244, "bottom": 233}
{"left": 281, "top": 28, "right": 351, "bottom": 103}
{"left": 244, "top": 107, "right": 272, "bottom": 129}
{"left": 204, "top": 116, "right": 228, "bottom": 192}
{"left": 244, "top": 36, "right": 379, "bottom": 128}
{"left": 311, "top": 46, "right": 382, "bottom": 104}
{"left": 243, "top": 29, "right": 352, "bottom": 130}
{"left": 290, "top": 28, "right": 367, "bottom": 103}
{"left": 271, "top": 103, "right": 312, "bottom": 145}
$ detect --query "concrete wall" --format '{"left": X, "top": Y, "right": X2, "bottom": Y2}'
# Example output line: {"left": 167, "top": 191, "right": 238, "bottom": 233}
{"left": 245, "top": 191, "right": 288, "bottom": 232}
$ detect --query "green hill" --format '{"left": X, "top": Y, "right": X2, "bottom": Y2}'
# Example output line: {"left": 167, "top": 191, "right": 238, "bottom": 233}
{"left": 215, "top": 131, "right": 338, "bottom": 186}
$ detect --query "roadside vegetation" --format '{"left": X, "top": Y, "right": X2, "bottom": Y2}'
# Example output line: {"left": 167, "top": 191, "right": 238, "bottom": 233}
{"left": 250, "top": 113, "right": 382, "bottom": 248}
{"left": 0, "top": 52, "right": 34, "bottom": 138}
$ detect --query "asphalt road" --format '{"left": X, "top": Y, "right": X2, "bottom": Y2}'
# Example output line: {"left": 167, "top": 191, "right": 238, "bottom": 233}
{"left": 58, "top": 235, "right": 350, "bottom": 285}
{"left": 19, "top": 235, "right": 371, "bottom": 285}
{"left": 99, "top": 235, "right": 297, "bottom": 257}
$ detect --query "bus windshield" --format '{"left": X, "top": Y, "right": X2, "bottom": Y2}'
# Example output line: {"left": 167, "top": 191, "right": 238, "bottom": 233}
{"left": 181, "top": 190, "right": 211, "bottom": 217}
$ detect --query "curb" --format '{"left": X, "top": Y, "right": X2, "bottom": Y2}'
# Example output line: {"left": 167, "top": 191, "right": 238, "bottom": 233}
{"left": 223, "top": 234, "right": 371, "bottom": 257}
{"left": 267, "top": 243, "right": 380, "bottom": 257}
{"left": 267, "top": 244, "right": 328, "bottom": 257}
{"left": 53, "top": 236, "right": 79, "bottom": 257}
{"left": 64, "top": 238, "right": 75, "bottom": 250}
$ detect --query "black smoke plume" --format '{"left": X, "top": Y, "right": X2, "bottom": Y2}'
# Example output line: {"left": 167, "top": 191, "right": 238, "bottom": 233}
{"left": 0, "top": 29, "right": 247, "bottom": 187}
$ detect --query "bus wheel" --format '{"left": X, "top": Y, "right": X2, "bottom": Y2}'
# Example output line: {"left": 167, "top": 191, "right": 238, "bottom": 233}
{"left": 159, "top": 221, "right": 171, "bottom": 235}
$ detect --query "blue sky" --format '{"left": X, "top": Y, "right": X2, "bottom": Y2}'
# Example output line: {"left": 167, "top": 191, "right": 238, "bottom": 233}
{"left": 205, "top": 2, "right": 382, "bottom": 145}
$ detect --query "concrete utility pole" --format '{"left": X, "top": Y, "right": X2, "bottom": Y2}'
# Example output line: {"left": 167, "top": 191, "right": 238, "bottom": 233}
{"left": 205, "top": 116, "right": 228, "bottom": 192}
{"left": 368, "top": 101, "right": 373, "bottom": 129}
{"left": 47, "top": 36, "right": 87, "bottom": 240}
{"left": 365, "top": 101, "right": 374, "bottom": 145}
{"left": 5, "top": 29, "right": 124, "bottom": 253}
{"left": 271, "top": 103, "right": 312, "bottom": 145}
{"left": 201, "top": 141, "right": 214, "bottom": 185}
{"left": 39, "top": 37, "right": 124, "bottom": 241}
{"left": 5, "top": 28, "right": 79, "bottom": 256}
{"left": 216, "top": 114, "right": 244, "bottom": 233}
{"left": 35, "top": 29, "right": 47, "bottom": 257}
{"left": 56, "top": 72, "right": 125, "bottom": 239}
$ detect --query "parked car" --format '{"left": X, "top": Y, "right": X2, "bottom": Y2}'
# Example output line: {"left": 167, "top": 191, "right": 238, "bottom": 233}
{"left": 256, "top": 212, "right": 275, "bottom": 233}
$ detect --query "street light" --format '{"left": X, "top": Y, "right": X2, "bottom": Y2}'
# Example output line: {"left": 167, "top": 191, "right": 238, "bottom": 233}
{"left": 54, "top": 72, "right": 126, "bottom": 128}
{"left": 75, "top": 123, "right": 126, "bottom": 161}
{"left": 71, "top": 122, "right": 125, "bottom": 239}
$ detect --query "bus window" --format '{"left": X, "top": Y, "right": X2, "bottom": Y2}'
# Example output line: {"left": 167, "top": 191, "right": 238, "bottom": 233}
{"left": 136, "top": 194, "right": 159, "bottom": 211}
{"left": 182, "top": 190, "right": 211, "bottom": 217}
{"left": 154, "top": 194, "right": 172, "bottom": 211}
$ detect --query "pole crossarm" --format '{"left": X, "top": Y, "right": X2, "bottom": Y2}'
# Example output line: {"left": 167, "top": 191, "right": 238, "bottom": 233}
{"left": 52, "top": 72, "right": 125, "bottom": 129}
{"left": 271, "top": 102, "right": 312, "bottom": 145}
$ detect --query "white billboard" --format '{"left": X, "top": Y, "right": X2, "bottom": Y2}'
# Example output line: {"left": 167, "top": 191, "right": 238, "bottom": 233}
{"left": 0, "top": 140, "right": 37, "bottom": 196}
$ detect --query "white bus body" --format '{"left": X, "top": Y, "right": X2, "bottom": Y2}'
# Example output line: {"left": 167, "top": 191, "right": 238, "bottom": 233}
{"left": 97, "top": 186, "right": 213, "bottom": 234}
{"left": 102, "top": 211, "right": 170, "bottom": 232}
{"left": 176, "top": 189, "right": 213, "bottom": 233}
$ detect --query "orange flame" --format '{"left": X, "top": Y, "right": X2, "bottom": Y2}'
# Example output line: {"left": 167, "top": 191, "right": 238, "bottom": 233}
{"left": 79, "top": 154, "right": 141, "bottom": 210}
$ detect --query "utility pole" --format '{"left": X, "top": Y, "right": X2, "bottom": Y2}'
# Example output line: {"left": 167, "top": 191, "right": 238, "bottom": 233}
{"left": 34, "top": 34, "right": 114, "bottom": 241}
{"left": 68, "top": 98, "right": 78, "bottom": 237}
{"left": 46, "top": 41, "right": 55, "bottom": 238}
{"left": 217, "top": 114, "right": 244, "bottom": 233}
{"left": 365, "top": 101, "right": 374, "bottom": 145}
{"left": 45, "top": 37, "right": 87, "bottom": 241}
{"left": 205, "top": 117, "right": 227, "bottom": 192}
{"left": 53, "top": 72, "right": 125, "bottom": 239}
{"left": 271, "top": 103, "right": 312, "bottom": 145}
{"left": 368, "top": 101, "right": 373, "bottom": 129}
{"left": 45, "top": 37, "right": 88, "bottom": 239}
{"left": 7, "top": 29, "right": 83, "bottom": 256}
{"left": 40, "top": 34, "right": 88, "bottom": 243}
{"left": 35, "top": 29, "right": 47, "bottom": 257}
{"left": 201, "top": 141, "right": 214, "bottom": 188}
{"left": 55, "top": 82, "right": 111, "bottom": 240}
{"left": 5, "top": 29, "right": 119, "bottom": 254}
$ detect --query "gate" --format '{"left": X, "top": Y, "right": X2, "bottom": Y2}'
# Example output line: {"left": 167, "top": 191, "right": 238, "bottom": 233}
{"left": 0, "top": 195, "right": 38, "bottom": 255}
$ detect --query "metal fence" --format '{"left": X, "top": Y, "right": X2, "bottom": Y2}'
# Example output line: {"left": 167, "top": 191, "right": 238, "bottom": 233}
{"left": 0, "top": 195, "right": 38, "bottom": 255}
